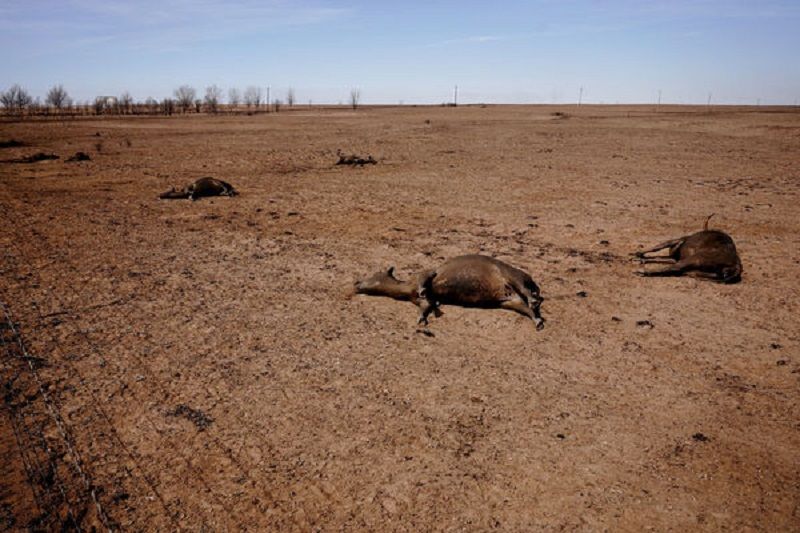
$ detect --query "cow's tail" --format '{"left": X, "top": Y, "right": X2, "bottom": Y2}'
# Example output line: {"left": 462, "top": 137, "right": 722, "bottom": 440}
{"left": 703, "top": 213, "right": 715, "bottom": 231}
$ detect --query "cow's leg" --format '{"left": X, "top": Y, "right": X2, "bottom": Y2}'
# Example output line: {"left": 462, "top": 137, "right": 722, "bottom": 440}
{"left": 415, "top": 270, "right": 441, "bottom": 325}
{"left": 633, "top": 238, "right": 685, "bottom": 258}
{"left": 635, "top": 258, "right": 693, "bottom": 277}
{"left": 512, "top": 283, "right": 545, "bottom": 330}
{"left": 638, "top": 257, "right": 678, "bottom": 264}
{"left": 531, "top": 301, "right": 545, "bottom": 330}
{"left": 501, "top": 298, "right": 544, "bottom": 330}
{"left": 416, "top": 299, "right": 441, "bottom": 325}
{"left": 501, "top": 299, "right": 534, "bottom": 319}
{"left": 691, "top": 270, "right": 724, "bottom": 281}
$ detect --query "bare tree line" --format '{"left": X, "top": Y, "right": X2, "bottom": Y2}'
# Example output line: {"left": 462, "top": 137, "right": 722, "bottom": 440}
{"left": 1, "top": 83, "right": 364, "bottom": 118}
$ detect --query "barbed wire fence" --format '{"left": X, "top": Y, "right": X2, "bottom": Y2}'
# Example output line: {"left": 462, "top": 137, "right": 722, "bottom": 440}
{"left": 0, "top": 205, "right": 292, "bottom": 529}
{"left": 1, "top": 301, "right": 112, "bottom": 531}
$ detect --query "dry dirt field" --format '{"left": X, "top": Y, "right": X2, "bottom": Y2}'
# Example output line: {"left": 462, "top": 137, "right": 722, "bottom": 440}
{"left": 1, "top": 105, "right": 799, "bottom": 531}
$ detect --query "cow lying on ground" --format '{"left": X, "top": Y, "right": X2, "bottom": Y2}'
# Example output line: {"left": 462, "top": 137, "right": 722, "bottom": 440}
{"left": 355, "top": 255, "right": 545, "bottom": 329}
{"left": 336, "top": 151, "right": 377, "bottom": 166}
{"left": 633, "top": 215, "right": 742, "bottom": 283}
{"left": 159, "top": 177, "right": 238, "bottom": 200}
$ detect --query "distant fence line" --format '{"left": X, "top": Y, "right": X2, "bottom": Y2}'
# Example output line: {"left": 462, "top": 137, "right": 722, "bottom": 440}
{"left": 2, "top": 101, "right": 797, "bottom": 122}
{"left": 0, "top": 83, "right": 366, "bottom": 120}
{"left": 0, "top": 102, "right": 465, "bottom": 121}
{"left": 0, "top": 102, "right": 295, "bottom": 120}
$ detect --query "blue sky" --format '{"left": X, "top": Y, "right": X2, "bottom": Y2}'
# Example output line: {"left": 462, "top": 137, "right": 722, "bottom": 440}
{"left": 1, "top": 0, "right": 799, "bottom": 105}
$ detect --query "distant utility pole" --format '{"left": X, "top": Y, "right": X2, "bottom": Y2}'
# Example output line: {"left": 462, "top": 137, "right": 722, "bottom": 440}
{"left": 707, "top": 92, "right": 712, "bottom": 110}
{"left": 454, "top": 85, "right": 458, "bottom": 106}
{"left": 266, "top": 86, "right": 271, "bottom": 113}
{"left": 657, "top": 89, "right": 662, "bottom": 112}
{"left": 578, "top": 86, "right": 583, "bottom": 107}
{"left": 757, "top": 98, "right": 761, "bottom": 106}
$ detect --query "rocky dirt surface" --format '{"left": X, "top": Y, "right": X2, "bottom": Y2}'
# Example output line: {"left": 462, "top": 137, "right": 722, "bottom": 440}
{"left": 1, "top": 105, "right": 799, "bottom": 530}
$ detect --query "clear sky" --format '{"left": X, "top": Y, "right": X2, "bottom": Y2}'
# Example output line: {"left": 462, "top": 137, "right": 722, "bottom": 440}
{"left": 2, "top": 0, "right": 799, "bottom": 105}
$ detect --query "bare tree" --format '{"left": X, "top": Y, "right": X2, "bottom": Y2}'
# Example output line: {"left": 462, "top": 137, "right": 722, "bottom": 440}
{"left": 162, "top": 98, "right": 175, "bottom": 116}
{"left": 350, "top": 88, "right": 361, "bottom": 110}
{"left": 29, "top": 98, "right": 43, "bottom": 115}
{"left": 287, "top": 88, "right": 295, "bottom": 107}
{"left": 144, "top": 97, "right": 158, "bottom": 114}
{"left": 119, "top": 92, "right": 133, "bottom": 114}
{"left": 243, "top": 86, "right": 262, "bottom": 111}
{"left": 228, "top": 88, "right": 240, "bottom": 111}
{"left": 93, "top": 97, "right": 106, "bottom": 115}
{"left": 18, "top": 87, "right": 34, "bottom": 111}
{"left": 0, "top": 91, "right": 12, "bottom": 111}
{"left": 273, "top": 99, "right": 282, "bottom": 113}
{"left": 1, "top": 84, "right": 33, "bottom": 115}
{"left": 204, "top": 85, "right": 223, "bottom": 113}
{"left": 46, "top": 84, "right": 70, "bottom": 111}
{"left": 174, "top": 85, "right": 196, "bottom": 113}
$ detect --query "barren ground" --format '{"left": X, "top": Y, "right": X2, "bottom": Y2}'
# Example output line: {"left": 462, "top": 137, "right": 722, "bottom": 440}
{"left": 1, "top": 105, "right": 799, "bottom": 531}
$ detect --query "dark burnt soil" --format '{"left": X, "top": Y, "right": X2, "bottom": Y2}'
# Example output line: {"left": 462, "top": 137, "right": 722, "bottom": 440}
{"left": 1, "top": 105, "right": 799, "bottom": 530}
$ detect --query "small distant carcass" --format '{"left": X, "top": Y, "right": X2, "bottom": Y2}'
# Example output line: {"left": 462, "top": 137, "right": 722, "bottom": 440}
{"left": 336, "top": 150, "right": 376, "bottom": 166}
{"left": 355, "top": 254, "right": 545, "bottom": 329}
{"left": 159, "top": 177, "right": 238, "bottom": 200}
{"left": 634, "top": 215, "right": 742, "bottom": 283}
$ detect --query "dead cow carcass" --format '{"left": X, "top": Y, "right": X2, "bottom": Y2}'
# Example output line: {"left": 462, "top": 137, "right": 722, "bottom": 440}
{"left": 634, "top": 215, "right": 742, "bottom": 283}
{"left": 159, "top": 177, "right": 238, "bottom": 200}
{"left": 336, "top": 150, "right": 376, "bottom": 166}
{"left": 355, "top": 254, "right": 545, "bottom": 329}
